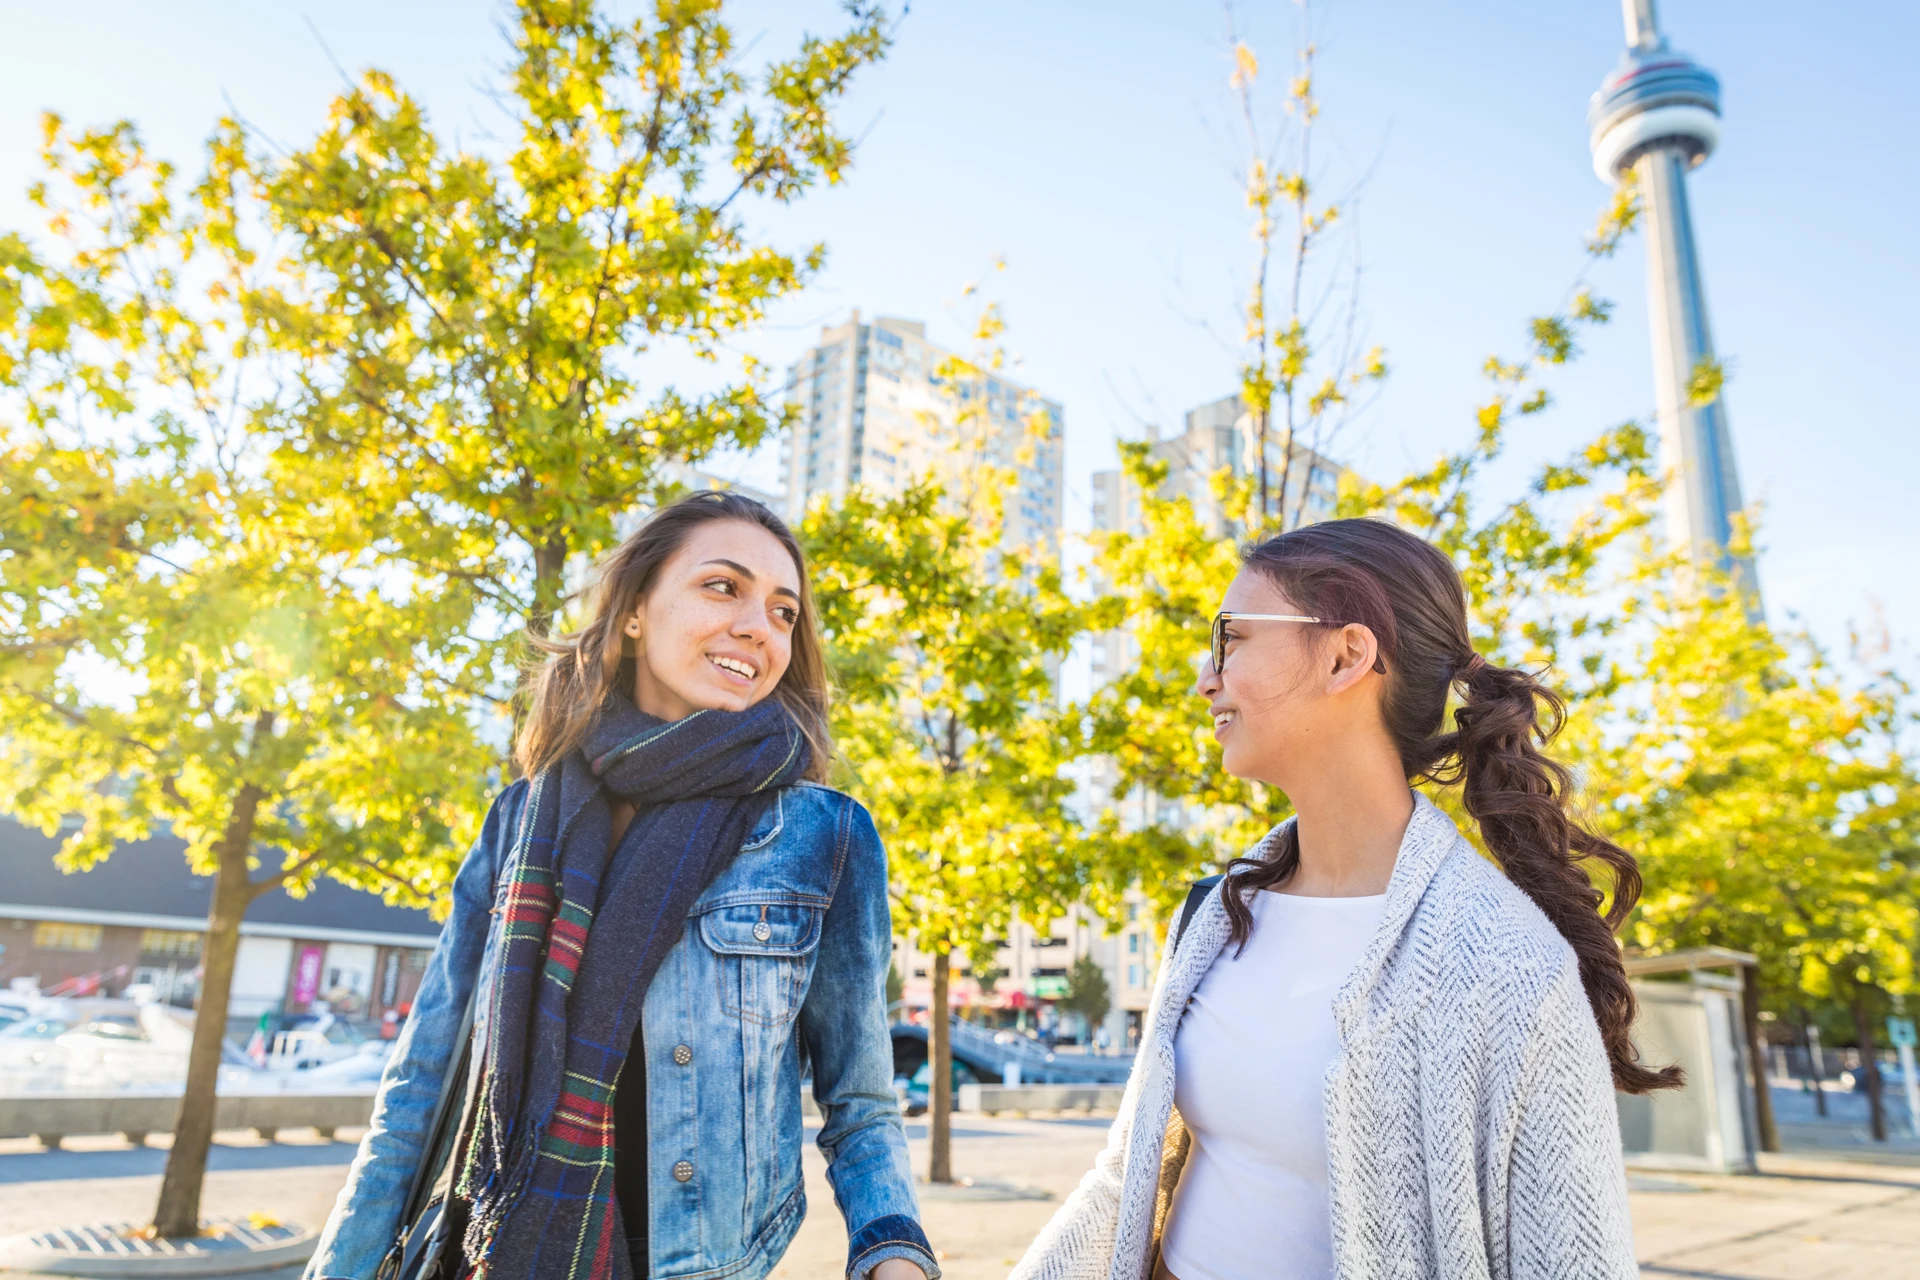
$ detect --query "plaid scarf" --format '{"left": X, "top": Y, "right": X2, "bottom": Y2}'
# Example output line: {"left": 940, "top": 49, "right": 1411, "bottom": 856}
{"left": 458, "top": 699, "right": 809, "bottom": 1280}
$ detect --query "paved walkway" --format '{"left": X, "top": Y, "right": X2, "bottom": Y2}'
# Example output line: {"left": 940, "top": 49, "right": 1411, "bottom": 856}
{"left": 2, "top": 1114, "right": 1917, "bottom": 1278}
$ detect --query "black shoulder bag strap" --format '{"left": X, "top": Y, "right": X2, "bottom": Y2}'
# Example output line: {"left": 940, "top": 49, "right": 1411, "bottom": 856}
{"left": 376, "top": 980, "right": 485, "bottom": 1280}
{"left": 380, "top": 825, "right": 510, "bottom": 1280}
{"left": 1170, "top": 874, "right": 1223, "bottom": 955}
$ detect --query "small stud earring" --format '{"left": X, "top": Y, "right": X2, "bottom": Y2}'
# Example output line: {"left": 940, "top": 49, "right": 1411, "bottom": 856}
{"left": 624, "top": 619, "right": 641, "bottom": 638}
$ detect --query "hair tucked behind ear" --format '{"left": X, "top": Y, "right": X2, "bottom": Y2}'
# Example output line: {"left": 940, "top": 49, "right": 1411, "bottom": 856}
{"left": 515, "top": 490, "right": 833, "bottom": 783}
{"left": 1218, "top": 518, "right": 1682, "bottom": 1095}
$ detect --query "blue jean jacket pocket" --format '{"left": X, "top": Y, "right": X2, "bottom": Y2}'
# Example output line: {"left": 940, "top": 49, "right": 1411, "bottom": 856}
{"left": 699, "top": 900, "right": 822, "bottom": 1027}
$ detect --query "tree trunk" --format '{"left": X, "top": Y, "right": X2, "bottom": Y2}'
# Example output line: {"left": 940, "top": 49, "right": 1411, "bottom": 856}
{"left": 928, "top": 949, "right": 953, "bottom": 1184}
{"left": 1805, "top": 1014, "right": 1828, "bottom": 1118}
{"left": 1741, "top": 966, "right": 1779, "bottom": 1153}
{"left": 1851, "top": 992, "right": 1888, "bottom": 1144}
{"left": 153, "top": 784, "right": 262, "bottom": 1239}
{"left": 1255, "top": 408, "right": 1270, "bottom": 523}
{"left": 528, "top": 534, "right": 570, "bottom": 640}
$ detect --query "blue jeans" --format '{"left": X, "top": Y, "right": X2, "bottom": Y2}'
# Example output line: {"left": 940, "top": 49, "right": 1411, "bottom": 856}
{"left": 306, "top": 781, "right": 937, "bottom": 1280}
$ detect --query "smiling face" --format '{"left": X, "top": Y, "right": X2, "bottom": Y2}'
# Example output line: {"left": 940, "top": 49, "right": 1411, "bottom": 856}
{"left": 625, "top": 520, "right": 802, "bottom": 721}
{"left": 1194, "top": 567, "right": 1386, "bottom": 787}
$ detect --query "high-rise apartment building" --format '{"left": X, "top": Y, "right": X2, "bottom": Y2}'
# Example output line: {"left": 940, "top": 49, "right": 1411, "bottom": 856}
{"left": 1090, "top": 393, "right": 1349, "bottom": 547}
{"left": 1081, "top": 392, "right": 1360, "bottom": 857}
{"left": 1089, "top": 393, "right": 1356, "bottom": 691}
{"left": 780, "top": 313, "right": 1065, "bottom": 548}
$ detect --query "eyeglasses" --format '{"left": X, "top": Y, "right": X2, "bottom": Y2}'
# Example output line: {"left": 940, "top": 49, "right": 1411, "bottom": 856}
{"left": 1209, "top": 611, "right": 1324, "bottom": 674}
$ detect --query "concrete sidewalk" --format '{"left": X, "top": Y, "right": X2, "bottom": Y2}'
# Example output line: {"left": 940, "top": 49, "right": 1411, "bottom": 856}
{"left": 2, "top": 1117, "right": 1917, "bottom": 1279}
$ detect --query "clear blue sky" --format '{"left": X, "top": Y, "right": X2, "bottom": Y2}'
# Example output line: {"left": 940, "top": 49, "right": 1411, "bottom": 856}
{"left": 4, "top": 1, "right": 1913, "bottom": 666}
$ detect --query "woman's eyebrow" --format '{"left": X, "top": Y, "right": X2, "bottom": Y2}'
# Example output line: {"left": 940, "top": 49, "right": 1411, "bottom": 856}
{"left": 699, "top": 558, "right": 800, "bottom": 602}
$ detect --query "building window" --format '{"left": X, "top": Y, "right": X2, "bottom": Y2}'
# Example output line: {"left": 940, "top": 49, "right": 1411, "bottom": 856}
{"left": 139, "top": 929, "right": 202, "bottom": 958}
{"left": 33, "top": 921, "right": 103, "bottom": 952}
{"left": 1128, "top": 964, "right": 1142, "bottom": 988}
{"left": 1127, "top": 934, "right": 1139, "bottom": 954}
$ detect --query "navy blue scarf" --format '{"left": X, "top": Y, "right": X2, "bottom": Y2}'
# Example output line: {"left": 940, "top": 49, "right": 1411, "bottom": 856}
{"left": 459, "top": 699, "right": 809, "bottom": 1279}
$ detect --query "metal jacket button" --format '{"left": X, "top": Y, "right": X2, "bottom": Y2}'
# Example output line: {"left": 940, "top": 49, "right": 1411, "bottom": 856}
{"left": 673, "top": 1044, "right": 693, "bottom": 1066}
{"left": 753, "top": 921, "right": 772, "bottom": 942}
{"left": 672, "top": 1159, "right": 695, "bottom": 1182}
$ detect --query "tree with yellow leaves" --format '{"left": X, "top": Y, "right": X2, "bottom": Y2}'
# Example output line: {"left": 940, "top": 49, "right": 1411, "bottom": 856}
{"left": 802, "top": 299, "right": 1108, "bottom": 1184}
{"left": 1567, "top": 552, "right": 1919, "bottom": 1140}
{"left": 1082, "top": 170, "right": 1659, "bottom": 920}
{"left": 1, "top": 0, "right": 894, "bottom": 1238}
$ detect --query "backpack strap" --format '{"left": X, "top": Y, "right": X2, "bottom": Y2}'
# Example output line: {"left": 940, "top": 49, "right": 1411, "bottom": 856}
{"left": 1170, "top": 874, "right": 1224, "bottom": 955}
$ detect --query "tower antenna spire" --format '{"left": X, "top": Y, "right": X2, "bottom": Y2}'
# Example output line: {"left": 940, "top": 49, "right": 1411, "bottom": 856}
{"left": 1622, "top": 0, "right": 1662, "bottom": 51}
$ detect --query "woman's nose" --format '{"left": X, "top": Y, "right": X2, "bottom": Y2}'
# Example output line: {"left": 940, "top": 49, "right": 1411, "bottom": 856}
{"left": 732, "top": 601, "right": 772, "bottom": 642}
{"left": 1194, "top": 656, "right": 1221, "bottom": 699}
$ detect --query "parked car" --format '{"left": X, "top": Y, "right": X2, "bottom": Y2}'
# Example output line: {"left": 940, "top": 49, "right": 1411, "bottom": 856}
{"left": 265, "top": 1011, "right": 366, "bottom": 1070}
{"left": 0, "top": 1013, "right": 75, "bottom": 1086}
{"left": 1839, "top": 1062, "right": 1910, "bottom": 1092}
{"left": 56, "top": 1004, "right": 195, "bottom": 1088}
{"left": 297, "top": 1040, "right": 397, "bottom": 1088}
{"left": 902, "top": 1058, "right": 980, "bottom": 1116}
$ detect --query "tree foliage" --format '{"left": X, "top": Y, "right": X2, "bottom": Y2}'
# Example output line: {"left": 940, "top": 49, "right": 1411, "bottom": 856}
{"left": 801, "top": 300, "right": 1104, "bottom": 1179}
{"left": 203, "top": 0, "right": 890, "bottom": 661}
{"left": 804, "top": 301, "right": 1098, "bottom": 966}
{"left": 0, "top": 114, "right": 492, "bottom": 1238}
{"left": 1061, "top": 952, "right": 1112, "bottom": 1036}
{"left": 1568, "top": 554, "right": 1920, "bottom": 1009}
{"left": 1081, "top": 185, "right": 1658, "bottom": 920}
{"left": 1225, "top": 3, "right": 1387, "bottom": 528}
{"left": 0, "top": 0, "right": 893, "bottom": 1235}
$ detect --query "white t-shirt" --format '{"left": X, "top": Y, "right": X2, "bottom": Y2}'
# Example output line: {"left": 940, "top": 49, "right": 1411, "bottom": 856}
{"left": 1160, "top": 888, "right": 1388, "bottom": 1280}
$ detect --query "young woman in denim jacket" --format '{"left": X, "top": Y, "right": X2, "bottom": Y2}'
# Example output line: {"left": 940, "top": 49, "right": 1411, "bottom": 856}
{"left": 308, "top": 492, "right": 937, "bottom": 1280}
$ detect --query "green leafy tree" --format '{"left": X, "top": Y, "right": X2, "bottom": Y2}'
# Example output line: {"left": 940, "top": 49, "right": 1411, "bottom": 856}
{"left": 1082, "top": 185, "right": 1656, "bottom": 919}
{"left": 802, "top": 303, "right": 1104, "bottom": 1183}
{"left": 203, "top": 0, "right": 890, "bottom": 677}
{"left": 1223, "top": 8, "right": 1387, "bottom": 528}
{"left": 1567, "top": 551, "right": 1920, "bottom": 1139}
{"left": 0, "top": 0, "right": 892, "bottom": 1237}
{"left": 1061, "top": 953, "right": 1112, "bottom": 1043}
{"left": 0, "top": 126, "right": 489, "bottom": 1237}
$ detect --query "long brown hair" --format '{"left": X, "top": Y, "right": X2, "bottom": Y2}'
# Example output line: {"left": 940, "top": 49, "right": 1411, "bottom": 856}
{"left": 1221, "top": 518, "right": 1681, "bottom": 1095}
{"left": 514, "top": 491, "right": 833, "bottom": 783}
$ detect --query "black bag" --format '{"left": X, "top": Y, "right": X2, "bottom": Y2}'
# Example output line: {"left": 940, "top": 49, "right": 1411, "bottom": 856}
{"left": 376, "top": 987, "right": 484, "bottom": 1280}
{"left": 1169, "top": 874, "right": 1223, "bottom": 955}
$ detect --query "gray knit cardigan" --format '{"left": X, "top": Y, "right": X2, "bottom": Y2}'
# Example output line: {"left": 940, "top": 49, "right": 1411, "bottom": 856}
{"left": 1010, "top": 795, "right": 1637, "bottom": 1280}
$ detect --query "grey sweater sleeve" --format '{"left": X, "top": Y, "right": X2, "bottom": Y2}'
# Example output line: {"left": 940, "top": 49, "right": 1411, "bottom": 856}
{"left": 1504, "top": 955, "right": 1639, "bottom": 1279}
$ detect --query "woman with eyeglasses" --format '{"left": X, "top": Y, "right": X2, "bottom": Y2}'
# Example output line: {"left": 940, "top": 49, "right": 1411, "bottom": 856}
{"left": 1011, "top": 518, "right": 1675, "bottom": 1280}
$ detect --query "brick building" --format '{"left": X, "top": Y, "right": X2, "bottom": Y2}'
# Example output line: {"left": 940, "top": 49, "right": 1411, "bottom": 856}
{"left": 0, "top": 820, "right": 440, "bottom": 1031}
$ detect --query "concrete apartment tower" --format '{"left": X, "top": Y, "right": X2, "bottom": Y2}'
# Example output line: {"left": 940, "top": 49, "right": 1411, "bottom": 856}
{"left": 780, "top": 312, "right": 1065, "bottom": 550}
{"left": 1089, "top": 393, "right": 1351, "bottom": 550}
{"left": 1589, "top": 0, "right": 1758, "bottom": 601}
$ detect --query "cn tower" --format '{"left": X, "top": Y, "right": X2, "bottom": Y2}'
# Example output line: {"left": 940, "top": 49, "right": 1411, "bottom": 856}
{"left": 1588, "top": 0, "right": 1758, "bottom": 602}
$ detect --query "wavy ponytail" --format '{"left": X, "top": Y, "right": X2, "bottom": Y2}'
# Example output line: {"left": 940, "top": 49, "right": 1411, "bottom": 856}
{"left": 1221, "top": 519, "right": 1681, "bottom": 1095}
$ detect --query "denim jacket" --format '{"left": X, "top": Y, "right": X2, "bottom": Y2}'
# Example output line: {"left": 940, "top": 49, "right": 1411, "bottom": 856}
{"left": 308, "top": 780, "right": 938, "bottom": 1280}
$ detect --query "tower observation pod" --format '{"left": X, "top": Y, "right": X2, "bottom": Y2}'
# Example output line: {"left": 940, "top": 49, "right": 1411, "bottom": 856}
{"left": 1588, "top": 0, "right": 1758, "bottom": 605}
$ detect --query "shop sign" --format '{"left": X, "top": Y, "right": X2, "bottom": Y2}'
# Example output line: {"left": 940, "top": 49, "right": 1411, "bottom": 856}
{"left": 290, "top": 944, "right": 326, "bottom": 1006}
